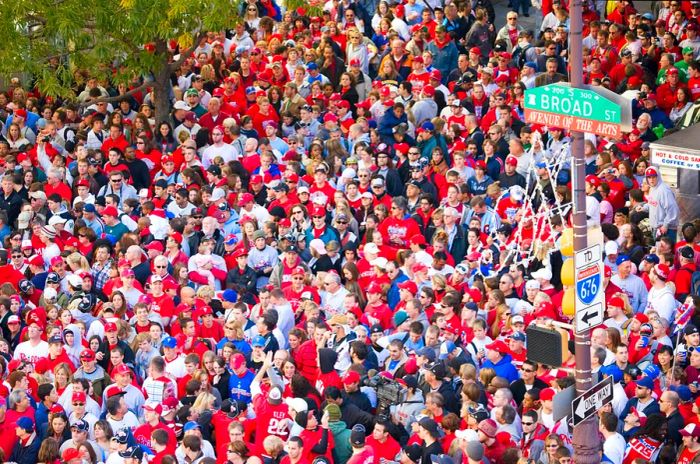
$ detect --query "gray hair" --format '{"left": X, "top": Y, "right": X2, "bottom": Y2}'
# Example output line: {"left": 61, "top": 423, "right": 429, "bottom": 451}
{"left": 8, "top": 390, "right": 25, "bottom": 410}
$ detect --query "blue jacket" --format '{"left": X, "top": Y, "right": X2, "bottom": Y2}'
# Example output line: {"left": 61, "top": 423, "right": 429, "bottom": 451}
{"left": 378, "top": 109, "right": 408, "bottom": 144}
{"left": 482, "top": 353, "right": 519, "bottom": 383}
{"left": 387, "top": 271, "right": 409, "bottom": 310}
{"left": 426, "top": 40, "right": 459, "bottom": 84}
{"left": 228, "top": 369, "right": 255, "bottom": 404}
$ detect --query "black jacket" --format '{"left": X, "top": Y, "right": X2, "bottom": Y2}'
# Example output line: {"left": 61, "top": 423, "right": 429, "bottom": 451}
{"left": 10, "top": 432, "right": 40, "bottom": 464}
{"left": 509, "top": 378, "right": 549, "bottom": 406}
{"left": 226, "top": 265, "right": 258, "bottom": 305}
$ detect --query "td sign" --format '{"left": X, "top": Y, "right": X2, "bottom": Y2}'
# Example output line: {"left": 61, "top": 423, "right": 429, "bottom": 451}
{"left": 524, "top": 83, "right": 632, "bottom": 138}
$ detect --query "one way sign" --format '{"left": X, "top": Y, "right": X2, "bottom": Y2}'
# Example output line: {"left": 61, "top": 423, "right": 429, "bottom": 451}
{"left": 571, "top": 376, "right": 614, "bottom": 427}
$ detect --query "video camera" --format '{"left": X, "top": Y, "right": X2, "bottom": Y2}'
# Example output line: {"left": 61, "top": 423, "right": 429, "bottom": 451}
{"left": 365, "top": 373, "right": 408, "bottom": 418}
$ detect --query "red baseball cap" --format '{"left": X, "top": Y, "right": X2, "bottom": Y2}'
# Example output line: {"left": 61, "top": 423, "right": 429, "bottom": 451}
{"left": 72, "top": 391, "right": 87, "bottom": 403}
{"left": 342, "top": 371, "right": 361, "bottom": 385}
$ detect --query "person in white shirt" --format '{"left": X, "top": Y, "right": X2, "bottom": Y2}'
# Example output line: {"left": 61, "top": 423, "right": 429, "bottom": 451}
{"left": 599, "top": 411, "right": 626, "bottom": 464}
{"left": 644, "top": 264, "right": 678, "bottom": 322}
{"left": 161, "top": 336, "right": 187, "bottom": 379}
{"left": 201, "top": 127, "right": 238, "bottom": 168}
{"left": 105, "top": 393, "right": 140, "bottom": 432}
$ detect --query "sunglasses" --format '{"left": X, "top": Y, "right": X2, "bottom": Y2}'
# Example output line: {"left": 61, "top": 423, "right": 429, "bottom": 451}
{"left": 73, "top": 402, "right": 85, "bottom": 406}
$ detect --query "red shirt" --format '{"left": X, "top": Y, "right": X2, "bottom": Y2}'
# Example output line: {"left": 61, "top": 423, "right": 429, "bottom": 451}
{"left": 366, "top": 435, "right": 400, "bottom": 464}
{"left": 252, "top": 393, "right": 291, "bottom": 452}
{"left": 45, "top": 182, "right": 73, "bottom": 203}
{"left": 348, "top": 448, "right": 375, "bottom": 464}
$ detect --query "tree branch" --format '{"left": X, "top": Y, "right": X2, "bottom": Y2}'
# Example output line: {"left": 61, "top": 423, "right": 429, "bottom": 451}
{"left": 167, "top": 29, "right": 206, "bottom": 72}
{"left": 77, "top": 81, "right": 151, "bottom": 107}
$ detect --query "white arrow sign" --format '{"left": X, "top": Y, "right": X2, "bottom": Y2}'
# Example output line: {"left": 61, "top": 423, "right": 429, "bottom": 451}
{"left": 575, "top": 302, "right": 604, "bottom": 335}
{"left": 572, "top": 376, "right": 614, "bottom": 426}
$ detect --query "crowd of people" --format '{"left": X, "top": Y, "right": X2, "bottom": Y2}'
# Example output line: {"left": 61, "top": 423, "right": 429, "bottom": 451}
{"left": 0, "top": 0, "right": 699, "bottom": 463}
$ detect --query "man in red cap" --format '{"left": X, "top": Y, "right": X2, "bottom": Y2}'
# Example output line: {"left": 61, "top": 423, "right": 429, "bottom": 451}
{"left": 13, "top": 314, "right": 48, "bottom": 364}
{"left": 646, "top": 263, "right": 677, "bottom": 321}
{"left": 104, "top": 364, "right": 145, "bottom": 418}
{"left": 481, "top": 340, "right": 519, "bottom": 383}
{"left": 360, "top": 282, "right": 393, "bottom": 330}
{"left": 133, "top": 400, "right": 177, "bottom": 449}
{"left": 603, "top": 296, "right": 629, "bottom": 332}
{"left": 73, "top": 349, "right": 111, "bottom": 399}
{"left": 99, "top": 320, "right": 136, "bottom": 373}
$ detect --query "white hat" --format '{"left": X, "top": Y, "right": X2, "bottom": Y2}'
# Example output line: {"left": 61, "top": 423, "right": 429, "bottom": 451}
{"left": 139, "top": 189, "right": 150, "bottom": 198}
{"left": 48, "top": 215, "right": 67, "bottom": 226}
{"left": 309, "top": 239, "right": 327, "bottom": 255}
{"left": 364, "top": 243, "right": 380, "bottom": 255}
{"left": 455, "top": 429, "right": 479, "bottom": 441}
{"left": 285, "top": 397, "right": 308, "bottom": 413}
{"left": 211, "top": 187, "right": 226, "bottom": 201}
{"left": 531, "top": 267, "right": 552, "bottom": 281}
{"left": 43, "top": 287, "right": 57, "bottom": 301}
{"left": 342, "top": 168, "right": 357, "bottom": 179}
{"left": 173, "top": 101, "right": 189, "bottom": 111}
{"left": 297, "top": 186, "right": 310, "bottom": 194}
{"left": 525, "top": 279, "right": 540, "bottom": 290}
{"left": 604, "top": 240, "right": 619, "bottom": 256}
{"left": 371, "top": 257, "right": 388, "bottom": 269}
{"left": 67, "top": 274, "right": 83, "bottom": 288}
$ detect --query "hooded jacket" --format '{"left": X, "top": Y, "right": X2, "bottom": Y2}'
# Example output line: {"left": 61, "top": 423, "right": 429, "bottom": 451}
{"left": 329, "top": 420, "right": 353, "bottom": 464}
{"left": 645, "top": 284, "right": 678, "bottom": 322}
{"left": 317, "top": 349, "right": 342, "bottom": 394}
{"left": 648, "top": 176, "right": 679, "bottom": 230}
{"left": 481, "top": 353, "right": 519, "bottom": 383}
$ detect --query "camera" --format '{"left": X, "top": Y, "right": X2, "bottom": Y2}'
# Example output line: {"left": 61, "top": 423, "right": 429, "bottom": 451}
{"left": 42, "top": 136, "right": 51, "bottom": 143}
{"left": 365, "top": 374, "right": 407, "bottom": 417}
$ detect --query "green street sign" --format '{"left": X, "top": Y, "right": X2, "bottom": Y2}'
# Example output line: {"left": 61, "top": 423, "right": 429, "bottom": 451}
{"left": 524, "top": 83, "right": 632, "bottom": 138}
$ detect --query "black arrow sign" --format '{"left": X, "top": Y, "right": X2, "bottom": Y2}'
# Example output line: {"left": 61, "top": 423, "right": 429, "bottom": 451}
{"left": 581, "top": 311, "right": 597, "bottom": 324}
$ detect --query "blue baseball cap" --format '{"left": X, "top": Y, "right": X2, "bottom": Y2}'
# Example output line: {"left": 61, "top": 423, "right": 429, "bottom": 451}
{"left": 599, "top": 364, "right": 623, "bottom": 383}
{"left": 421, "top": 121, "right": 435, "bottom": 131}
{"left": 84, "top": 204, "right": 96, "bottom": 213}
{"left": 162, "top": 336, "right": 178, "bottom": 349}
{"left": 636, "top": 376, "right": 654, "bottom": 390}
{"left": 222, "top": 289, "right": 238, "bottom": 303}
{"left": 307, "top": 62, "right": 318, "bottom": 71}
{"left": 643, "top": 254, "right": 660, "bottom": 264}
{"left": 439, "top": 341, "right": 456, "bottom": 359}
{"left": 16, "top": 416, "right": 34, "bottom": 432}
{"left": 616, "top": 254, "right": 630, "bottom": 266}
{"left": 183, "top": 421, "right": 201, "bottom": 432}
{"left": 252, "top": 335, "right": 266, "bottom": 347}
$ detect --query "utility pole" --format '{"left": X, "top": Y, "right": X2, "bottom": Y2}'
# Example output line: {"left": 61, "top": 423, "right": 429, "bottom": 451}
{"left": 569, "top": 0, "right": 601, "bottom": 462}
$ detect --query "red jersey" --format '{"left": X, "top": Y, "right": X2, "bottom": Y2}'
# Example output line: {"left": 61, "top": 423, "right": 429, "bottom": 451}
{"left": 253, "top": 393, "right": 291, "bottom": 452}
{"left": 361, "top": 303, "right": 393, "bottom": 330}
{"left": 150, "top": 293, "right": 175, "bottom": 323}
{"left": 133, "top": 421, "right": 177, "bottom": 452}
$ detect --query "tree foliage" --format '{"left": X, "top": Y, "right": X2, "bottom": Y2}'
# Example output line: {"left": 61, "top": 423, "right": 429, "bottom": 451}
{"left": 0, "top": 0, "right": 241, "bottom": 120}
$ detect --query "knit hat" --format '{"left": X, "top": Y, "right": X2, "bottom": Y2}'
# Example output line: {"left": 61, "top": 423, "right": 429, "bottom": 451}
{"left": 350, "top": 424, "right": 366, "bottom": 446}
{"left": 325, "top": 403, "right": 342, "bottom": 422}
{"left": 466, "top": 441, "right": 484, "bottom": 461}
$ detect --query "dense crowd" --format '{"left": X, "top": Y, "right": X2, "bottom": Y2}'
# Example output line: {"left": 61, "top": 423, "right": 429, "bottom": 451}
{"left": 1, "top": 0, "right": 700, "bottom": 463}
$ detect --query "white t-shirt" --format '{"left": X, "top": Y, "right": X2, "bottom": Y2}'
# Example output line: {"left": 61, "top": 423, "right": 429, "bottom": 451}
{"left": 164, "top": 354, "right": 187, "bottom": 379}
{"left": 13, "top": 340, "right": 49, "bottom": 363}
{"left": 201, "top": 143, "right": 238, "bottom": 168}
{"left": 603, "top": 432, "right": 626, "bottom": 464}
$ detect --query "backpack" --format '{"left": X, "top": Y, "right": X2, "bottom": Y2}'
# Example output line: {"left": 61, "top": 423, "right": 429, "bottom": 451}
{"left": 692, "top": 270, "right": 700, "bottom": 297}
{"left": 513, "top": 44, "right": 533, "bottom": 69}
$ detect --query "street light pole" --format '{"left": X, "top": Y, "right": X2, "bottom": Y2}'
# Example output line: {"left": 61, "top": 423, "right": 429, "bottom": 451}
{"left": 569, "top": 0, "right": 601, "bottom": 462}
